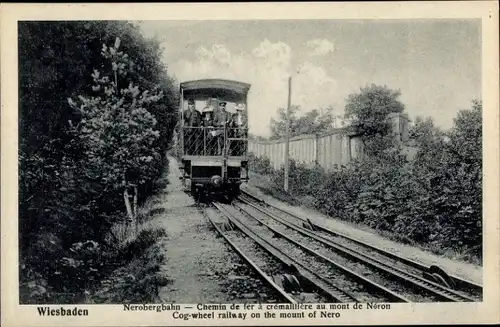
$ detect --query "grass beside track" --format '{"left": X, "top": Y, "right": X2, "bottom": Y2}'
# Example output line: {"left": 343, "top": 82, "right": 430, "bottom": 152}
{"left": 88, "top": 170, "right": 172, "bottom": 304}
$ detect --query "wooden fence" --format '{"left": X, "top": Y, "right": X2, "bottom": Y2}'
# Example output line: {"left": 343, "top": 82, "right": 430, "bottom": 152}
{"left": 248, "top": 113, "right": 412, "bottom": 170}
{"left": 248, "top": 129, "right": 364, "bottom": 170}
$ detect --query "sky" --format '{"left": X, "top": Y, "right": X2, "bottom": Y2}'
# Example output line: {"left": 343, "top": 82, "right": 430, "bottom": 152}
{"left": 139, "top": 19, "right": 481, "bottom": 137}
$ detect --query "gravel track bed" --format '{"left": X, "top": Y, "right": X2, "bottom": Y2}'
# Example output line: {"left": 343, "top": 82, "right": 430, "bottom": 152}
{"left": 204, "top": 209, "right": 282, "bottom": 303}
{"left": 241, "top": 185, "right": 483, "bottom": 294}
{"left": 232, "top": 205, "right": 389, "bottom": 302}
{"left": 263, "top": 204, "right": 429, "bottom": 277}
{"left": 315, "top": 229, "right": 424, "bottom": 274}
{"left": 220, "top": 262, "right": 274, "bottom": 303}
{"left": 218, "top": 232, "right": 283, "bottom": 303}
{"left": 223, "top": 229, "right": 286, "bottom": 278}
{"left": 261, "top": 215, "right": 439, "bottom": 302}
{"left": 308, "top": 227, "right": 482, "bottom": 301}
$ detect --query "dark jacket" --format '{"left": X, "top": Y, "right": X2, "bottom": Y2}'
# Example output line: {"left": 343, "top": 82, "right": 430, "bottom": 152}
{"left": 184, "top": 109, "right": 202, "bottom": 127}
{"left": 214, "top": 110, "right": 231, "bottom": 126}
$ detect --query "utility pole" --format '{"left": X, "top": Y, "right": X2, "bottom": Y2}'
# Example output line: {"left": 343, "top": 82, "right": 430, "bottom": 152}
{"left": 284, "top": 76, "right": 291, "bottom": 192}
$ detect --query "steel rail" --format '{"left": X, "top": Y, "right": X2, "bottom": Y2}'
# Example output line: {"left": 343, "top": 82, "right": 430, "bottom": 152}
{"left": 212, "top": 202, "right": 360, "bottom": 303}
{"left": 240, "top": 189, "right": 482, "bottom": 297}
{"left": 201, "top": 206, "right": 297, "bottom": 304}
{"left": 231, "top": 201, "right": 411, "bottom": 303}
{"left": 237, "top": 196, "right": 477, "bottom": 302}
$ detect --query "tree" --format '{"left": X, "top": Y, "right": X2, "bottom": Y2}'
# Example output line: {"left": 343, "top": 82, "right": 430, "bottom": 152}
{"left": 447, "top": 100, "right": 482, "bottom": 166}
{"left": 441, "top": 100, "right": 482, "bottom": 249}
{"left": 68, "top": 38, "right": 163, "bottom": 233}
{"left": 270, "top": 106, "right": 336, "bottom": 139}
{"left": 408, "top": 116, "right": 445, "bottom": 146}
{"left": 344, "top": 84, "right": 406, "bottom": 157}
{"left": 409, "top": 100, "right": 482, "bottom": 253}
{"left": 345, "top": 84, "right": 405, "bottom": 139}
{"left": 19, "top": 21, "right": 178, "bottom": 247}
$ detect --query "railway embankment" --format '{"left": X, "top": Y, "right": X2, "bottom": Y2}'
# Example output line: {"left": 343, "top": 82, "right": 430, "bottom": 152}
{"left": 244, "top": 173, "right": 482, "bottom": 286}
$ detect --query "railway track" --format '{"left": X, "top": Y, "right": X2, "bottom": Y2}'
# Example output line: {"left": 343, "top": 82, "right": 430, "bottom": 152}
{"left": 206, "top": 201, "right": 413, "bottom": 303}
{"left": 201, "top": 205, "right": 298, "bottom": 303}
{"left": 204, "top": 202, "right": 359, "bottom": 303}
{"left": 239, "top": 189, "right": 482, "bottom": 302}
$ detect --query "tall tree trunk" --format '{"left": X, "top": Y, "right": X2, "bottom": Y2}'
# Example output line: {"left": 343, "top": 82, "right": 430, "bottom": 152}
{"left": 123, "top": 187, "right": 134, "bottom": 224}
{"left": 133, "top": 185, "right": 138, "bottom": 236}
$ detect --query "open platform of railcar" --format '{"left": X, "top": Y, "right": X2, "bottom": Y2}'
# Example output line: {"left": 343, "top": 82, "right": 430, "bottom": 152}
{"left": 178, "top": 78, "right": 251, "bottom": 199}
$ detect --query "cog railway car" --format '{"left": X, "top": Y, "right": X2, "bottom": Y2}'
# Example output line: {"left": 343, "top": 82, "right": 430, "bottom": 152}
{"left": 178, "top": 79, "right": 250, "bottom": 200}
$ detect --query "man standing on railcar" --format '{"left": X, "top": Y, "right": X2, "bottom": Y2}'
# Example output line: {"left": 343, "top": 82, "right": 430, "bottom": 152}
{"left": 214, "top": 101, "right": 231, "bottom": 126}
{"left": 213, "top": 101, "right": 231, "bottom": 155}
{"left": 183, "top": 98, "right": 202, "bottom": 154}
{"left": 230, "top": 103, "right": 248, "bottom": 156}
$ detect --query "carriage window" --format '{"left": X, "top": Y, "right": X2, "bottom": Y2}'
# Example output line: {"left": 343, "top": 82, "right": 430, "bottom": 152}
{"left": 182, "top": 100, "right": 206, "bottom": 112}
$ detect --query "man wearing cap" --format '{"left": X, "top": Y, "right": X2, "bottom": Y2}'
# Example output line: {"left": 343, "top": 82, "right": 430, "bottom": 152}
{"left": 214, "top": 101, "right": 231, "bottom": 127}
{"left": 212, "top": 101, "right": 232, "bottom": 155}
{"left": 183, "top": 98, "right": 202, "bottom": 154}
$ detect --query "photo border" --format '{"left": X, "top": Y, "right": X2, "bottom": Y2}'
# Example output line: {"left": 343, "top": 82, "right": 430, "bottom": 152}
{"left": 2, "top": 2, "right": 499, "bottom": 326}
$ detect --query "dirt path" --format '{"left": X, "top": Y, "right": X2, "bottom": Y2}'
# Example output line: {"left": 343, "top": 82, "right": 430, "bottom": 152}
{"left": 152, "top": 157, "right": 227, "bottom": 302}
{"left": 244, "top": 174, "right": 482, "bottom": 286}
{"left": 154, "top": 156, "right": 271, "bottom": 303}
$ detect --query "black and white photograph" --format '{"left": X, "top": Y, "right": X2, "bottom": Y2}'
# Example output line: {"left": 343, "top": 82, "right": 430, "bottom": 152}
{"left": 1, "top": 2, "right": 499, "bottom": 327}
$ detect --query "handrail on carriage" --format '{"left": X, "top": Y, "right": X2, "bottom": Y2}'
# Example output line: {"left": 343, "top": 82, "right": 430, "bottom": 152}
{"left": 181, "top": 126, "right": 248, "bottom": 157}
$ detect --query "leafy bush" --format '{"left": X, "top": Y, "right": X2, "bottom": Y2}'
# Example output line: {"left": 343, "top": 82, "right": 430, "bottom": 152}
{"left": 248, "top": 152, "right": 274, "bottom": 175}
{"left": 272, "top": 159, "right": 327, "bottom": 197}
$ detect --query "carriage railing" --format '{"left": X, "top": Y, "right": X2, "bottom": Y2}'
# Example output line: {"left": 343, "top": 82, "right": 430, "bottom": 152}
{"left": 182, "top": 126, "right": 248, "bottom": 157}
{"left": 226, "top": 127, "right": 248, "bottom": 157}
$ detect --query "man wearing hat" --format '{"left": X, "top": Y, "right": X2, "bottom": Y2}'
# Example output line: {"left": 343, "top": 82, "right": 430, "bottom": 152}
{"left": 184, "top": 98, "right": 202, "bottom": 127}
{"left": 202, "top": 105, "right": 220, "bottom": 155}
{"left": 183, "top": 98, "right": 202, "bottom": 154}
{"left": 201, "top": 105, "right": 214, "bottom": 127}
{"left": 232, "top": 103, "right": 247, "bottom": 127}
{"left": 211, "top": 101, "right": 231, "bottom": 155}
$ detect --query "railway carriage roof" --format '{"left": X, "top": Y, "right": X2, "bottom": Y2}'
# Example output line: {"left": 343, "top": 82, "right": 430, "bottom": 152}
{"left": 180, "top": 79, "right": 251, "bottom": 102}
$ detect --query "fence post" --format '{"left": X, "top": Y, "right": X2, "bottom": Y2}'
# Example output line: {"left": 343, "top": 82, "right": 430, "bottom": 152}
{"left": 284, "top": 76, "right": 291, "bottom": 192}
{"left": 314, "top": 133, "right": 319, "bottom": 167}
